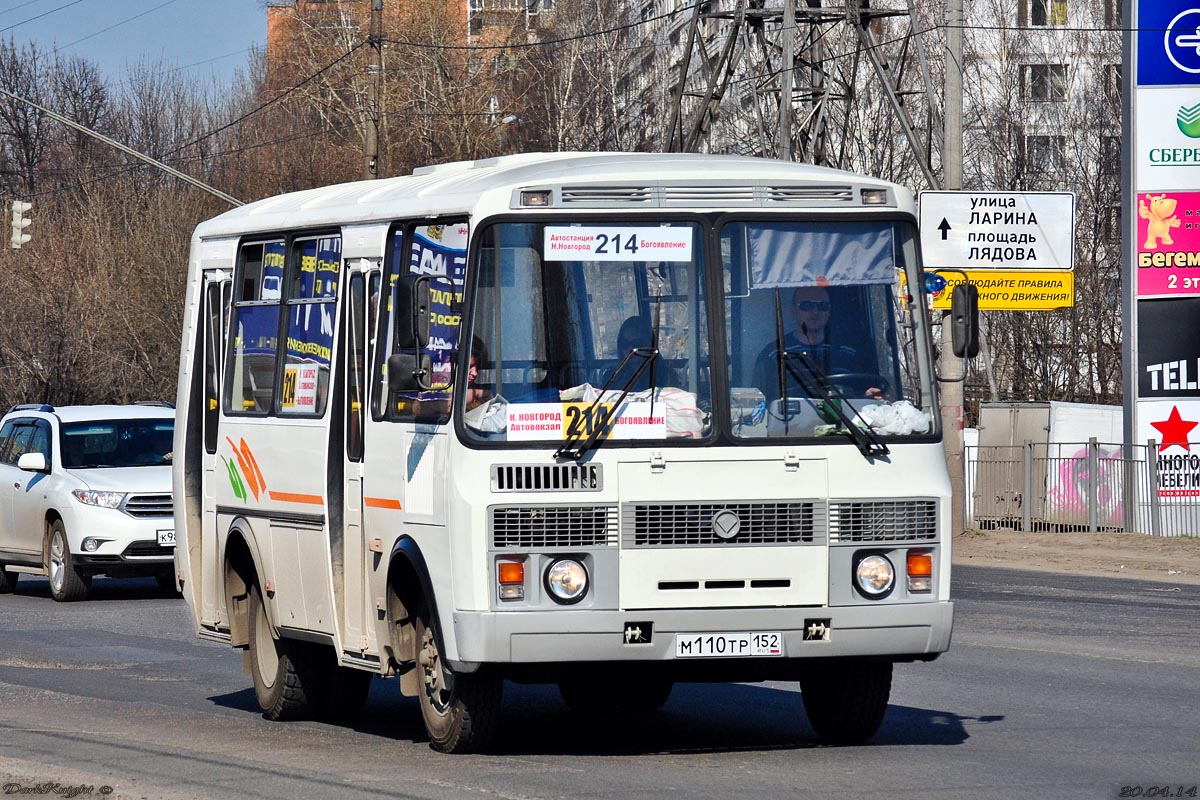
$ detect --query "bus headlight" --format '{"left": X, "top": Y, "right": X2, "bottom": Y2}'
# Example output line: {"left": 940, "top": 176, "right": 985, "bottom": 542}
{"left": 854, "top": 554, "right": 895, "bottom": 598}
{"left": 545, "top": 559, "right": 588, "bottom": 604}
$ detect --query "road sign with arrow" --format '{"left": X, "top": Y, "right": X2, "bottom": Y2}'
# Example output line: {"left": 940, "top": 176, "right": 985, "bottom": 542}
{"left": 918, "top": 191, "right": 1075, "bottom": 271}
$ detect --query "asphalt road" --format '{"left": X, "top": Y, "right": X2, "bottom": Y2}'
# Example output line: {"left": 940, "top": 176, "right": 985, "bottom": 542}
{"left": 0, "top": 566, "right": 1196, "bottom": 800}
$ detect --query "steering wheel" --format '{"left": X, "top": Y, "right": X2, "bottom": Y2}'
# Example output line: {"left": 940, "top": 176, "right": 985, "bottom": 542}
{"left": 823, "top": 372, "right": 889, "bottom": 399}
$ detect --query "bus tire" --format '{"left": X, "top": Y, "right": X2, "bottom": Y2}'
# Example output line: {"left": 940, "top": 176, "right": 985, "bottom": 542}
{"left": 248, "top": 582, "right": 324, "bottom": 721}
{"left": 47, "top": 521, "right": 90, "bottom": 602}
{"left": 0, "top": 564, "right": 15, "bottom": 594}
{"left": 800, "top": 660, "right": 892, "bottom": 744}
{"left": 414, "top": 607, "right": 502, "bottom": 753}
{"left": 317, "top": 667, "right": 373, "bottom": 722}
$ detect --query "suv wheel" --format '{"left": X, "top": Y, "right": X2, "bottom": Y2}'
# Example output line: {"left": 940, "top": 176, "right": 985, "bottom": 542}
{"left": 0, "top": 563, "right": 15, "bottom": 594}
{"left": 47, "top": 520, "right": 91, "bottom": 602}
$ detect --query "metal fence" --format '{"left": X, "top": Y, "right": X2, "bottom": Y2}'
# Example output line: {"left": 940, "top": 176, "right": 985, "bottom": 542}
{"left": 966, "top": 440, "right": 1200, "bottom": 536}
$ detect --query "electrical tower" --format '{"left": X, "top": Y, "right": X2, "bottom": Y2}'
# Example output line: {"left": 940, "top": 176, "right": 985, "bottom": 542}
{"left": 662, "top": 0, "right": 942, "bottom": 189}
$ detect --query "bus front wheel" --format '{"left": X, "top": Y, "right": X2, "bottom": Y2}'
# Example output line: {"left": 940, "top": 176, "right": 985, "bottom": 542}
{"left": 799, "top": 660, "right": 892, "bottom": 744}
{"left": 414, "top": 606, "right": 502, "bottom": 754}
{"left": 248, "top": 583, "right": 325, "bottom": 721}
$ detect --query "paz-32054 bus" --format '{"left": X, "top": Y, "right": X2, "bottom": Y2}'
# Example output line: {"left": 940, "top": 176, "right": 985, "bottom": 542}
{"left": 174, "top": 152, "right": 957, "bottom": 753}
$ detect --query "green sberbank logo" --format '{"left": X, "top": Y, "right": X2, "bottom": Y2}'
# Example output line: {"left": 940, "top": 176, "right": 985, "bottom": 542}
{"left": 1178, "top": 103, "right": 1200, "bottom": 138}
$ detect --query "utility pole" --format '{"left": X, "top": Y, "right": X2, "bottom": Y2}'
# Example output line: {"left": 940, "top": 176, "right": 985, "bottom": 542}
{"left": 364, "top": 0, "right": 383, "bottom": 180}
{"left": 941, "top": 0, "right": 965, "bottom": 535}
{"left": 777, "top": 0, "right": 795, "bottom": 160}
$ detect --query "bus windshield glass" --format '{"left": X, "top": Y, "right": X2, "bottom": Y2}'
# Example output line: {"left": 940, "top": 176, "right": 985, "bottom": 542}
{"left": 463, "top": 221, "right": 711, "bottom": 444}
{"left": 722, "top": 219, "right": 933, "bottom": 440}
{"left": 461, "top": 217, "right": 932, "bottom": 446}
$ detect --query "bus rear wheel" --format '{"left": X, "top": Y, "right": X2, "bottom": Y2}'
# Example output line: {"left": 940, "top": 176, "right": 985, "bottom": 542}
{"left": 248, "top": 583, "right": 325, "bottom": 721}
{"left": 800, "top": 660, "right": 892, "bottom": 744}
{"left": 414, "top": 607, "right": 502, "bottom": 754}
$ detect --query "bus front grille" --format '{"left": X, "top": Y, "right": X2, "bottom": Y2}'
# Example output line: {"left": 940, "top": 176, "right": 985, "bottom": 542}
{"left": 490, "top": 505, "right": 618, "bottom": 550}
{"left": 829, "top": 499, "right": 938, "bottom": 543}
{"left": 622, "top": 501, "right": 824, "bottom": 548}
{"left": 491, "top": 463, "right": 602, "bottom": 492}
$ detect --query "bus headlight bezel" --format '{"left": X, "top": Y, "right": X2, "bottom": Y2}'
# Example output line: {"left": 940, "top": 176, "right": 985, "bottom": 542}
{"left": 853, "top": 553, "right": 896, "bottom": 599}
{"left": 544, "top": 558, "right": 588, "bottom": 604}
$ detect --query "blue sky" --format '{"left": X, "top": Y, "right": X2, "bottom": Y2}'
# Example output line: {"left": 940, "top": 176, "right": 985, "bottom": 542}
{"left": 0, "top": 0, "right": 266, "bottom": 87}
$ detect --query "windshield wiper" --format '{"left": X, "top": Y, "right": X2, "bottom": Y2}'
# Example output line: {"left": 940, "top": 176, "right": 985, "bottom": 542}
{"left": 555, "top": 344, "right": 659, "bottom": 462}
{"left": 772, "top": 291, "right": 889, "bottom": 459}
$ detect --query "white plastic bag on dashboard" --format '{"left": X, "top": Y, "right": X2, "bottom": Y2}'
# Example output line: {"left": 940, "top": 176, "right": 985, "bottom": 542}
{"left": 855, "top": 400, "right": 931, "bottom": 435}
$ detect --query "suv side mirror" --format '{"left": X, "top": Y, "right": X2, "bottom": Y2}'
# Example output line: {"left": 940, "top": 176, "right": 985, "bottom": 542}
{"left": 395, "top": 275, "right": 431, "bottom": 350}
{"left": 17, "top": 452, "right": 47, "bottom": 472}
{"left": 950, "top": 283, "right": 980, "bottom": 359}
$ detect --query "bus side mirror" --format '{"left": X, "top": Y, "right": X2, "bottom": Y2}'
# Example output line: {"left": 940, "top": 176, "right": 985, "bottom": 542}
{"left": 396, "top": 275, "right": 431, "bottom": 350}
{"left": 950, "top": 283, "right": 980, "bottom": 359}
{"left": 388, "top": 352, "right": 433, "bottom": 392}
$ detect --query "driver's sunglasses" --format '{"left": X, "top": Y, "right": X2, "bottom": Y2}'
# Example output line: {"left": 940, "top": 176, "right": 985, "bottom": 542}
{"left": 794, "top": 300, "right": 831, "bottom": 312}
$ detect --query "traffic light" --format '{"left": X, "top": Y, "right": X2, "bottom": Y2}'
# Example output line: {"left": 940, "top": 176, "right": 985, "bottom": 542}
{"left": 10, "top": 200, "right": 31, "bottom": 249}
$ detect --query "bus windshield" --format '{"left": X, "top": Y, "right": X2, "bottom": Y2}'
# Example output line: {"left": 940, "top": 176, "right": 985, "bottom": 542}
{"left": 722, "top": 219, "right": 932, "bottom": 441}
{"left": 464, "top": 220, "right": 711, "bottom": 445}
{"left": 461, "top": 217, "right": 933, "bottom": 446}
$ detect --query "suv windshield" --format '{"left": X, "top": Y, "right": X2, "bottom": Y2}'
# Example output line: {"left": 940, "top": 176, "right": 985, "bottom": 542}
{"left": 463, "top": 220, "right": 711, "bottom": 444}
{"left": 60, "top": 419, "right": 175, "bottom": 468}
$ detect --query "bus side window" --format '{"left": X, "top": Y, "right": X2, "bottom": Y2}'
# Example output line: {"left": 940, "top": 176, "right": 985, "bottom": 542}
{"left": 204, "top": 281, "right": 224, "bottom": 453}
{"left": 227, "top": 240, "right": 284, "bottom": 415}
{"left": 346, "top": 272, "right": 366, "bottom": 461}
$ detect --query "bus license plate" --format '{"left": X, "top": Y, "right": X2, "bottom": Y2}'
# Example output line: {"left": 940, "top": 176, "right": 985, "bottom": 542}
{"left": 157, "top": 529, "right": 176, "bottom": 547}
{"left": 674, "top": 632, "right": 784, "bottom": 658}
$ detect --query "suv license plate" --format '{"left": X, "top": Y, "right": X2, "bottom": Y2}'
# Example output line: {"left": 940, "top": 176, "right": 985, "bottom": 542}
{"left": 674, "top": 632, "right": 784, "bottom": 658}
{"left": 157, "top": 529, "right": 176, "bottom": 547}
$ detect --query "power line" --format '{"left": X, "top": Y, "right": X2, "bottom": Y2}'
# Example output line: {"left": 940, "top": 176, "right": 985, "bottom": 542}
{"left": 0, "top": 0, "right": 87, "bottom": 35}
{"left": 381, "top": 2, "right": 699, "bottom": 52}
{"left": 0, "top": 0, "right": 51, "bottom": 20}
{"left": 164, "top": 41, "right": 366, "bottom": 158}
{"left": 59, "top": 0, "right": 182, "bottom": 50}
{"left": 168, "top": 46, "right": 253, "bottom": 74}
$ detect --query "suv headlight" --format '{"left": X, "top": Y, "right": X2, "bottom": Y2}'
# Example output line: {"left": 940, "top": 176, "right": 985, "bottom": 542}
{"left": 72, "top": 489, "right": 126, "bottom": 509}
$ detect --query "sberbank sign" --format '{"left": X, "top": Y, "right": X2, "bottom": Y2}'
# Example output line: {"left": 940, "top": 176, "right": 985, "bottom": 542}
{"left": 1149, "top": 148, "right": 1200, "bottom": 163}
{"left": 1137, "top": 87, "right": 1200, "bottom": 189}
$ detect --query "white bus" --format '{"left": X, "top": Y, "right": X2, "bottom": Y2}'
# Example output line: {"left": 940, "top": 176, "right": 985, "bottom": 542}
{"left": 174, "top": 152, "right": 961, "bottom": 753}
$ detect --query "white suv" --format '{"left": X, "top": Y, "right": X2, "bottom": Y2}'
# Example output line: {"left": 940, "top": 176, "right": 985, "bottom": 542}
{"left": 0, "top": 404, "right": 176, "bottom": 601}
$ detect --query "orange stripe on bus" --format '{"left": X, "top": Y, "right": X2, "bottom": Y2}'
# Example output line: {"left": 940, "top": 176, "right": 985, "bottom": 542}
{"left": 364, "top": 497, "right": 402, "bottom": 510}
{"left": 268, "top": 491, "right": 324, "bottom": 505}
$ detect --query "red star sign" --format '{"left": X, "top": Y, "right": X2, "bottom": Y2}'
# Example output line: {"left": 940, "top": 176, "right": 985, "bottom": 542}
{"left": 1151, "top": 405, "right": 1199, "bottom": 452}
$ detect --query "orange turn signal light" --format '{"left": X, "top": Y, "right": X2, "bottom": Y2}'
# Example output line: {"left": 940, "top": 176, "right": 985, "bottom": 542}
{"left": 498, "top": 561, "right": 525, "bottom": 585}
{"left": 907, "top": 551, "right": 932, "bottom": 577}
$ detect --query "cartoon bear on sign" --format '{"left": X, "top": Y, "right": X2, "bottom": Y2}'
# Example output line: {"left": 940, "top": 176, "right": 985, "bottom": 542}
{"left": 1139, "top": 194, "right": 1181, "bottom": 250}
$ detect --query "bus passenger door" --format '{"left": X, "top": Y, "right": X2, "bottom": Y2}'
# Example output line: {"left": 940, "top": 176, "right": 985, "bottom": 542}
{"left": 342, "top": 265, "right": 378, "bottom": 654}
{"left": 199, "top": 271, "right": 231, "bottom": 625}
